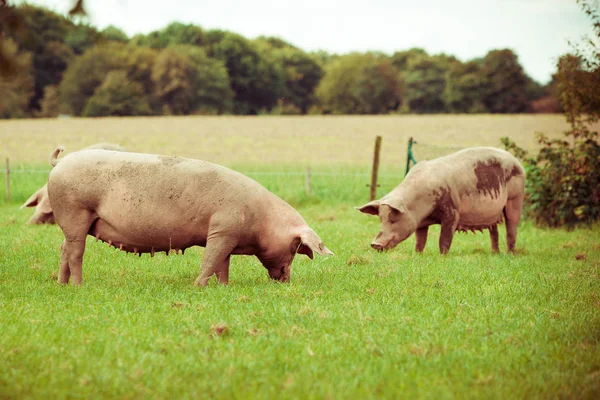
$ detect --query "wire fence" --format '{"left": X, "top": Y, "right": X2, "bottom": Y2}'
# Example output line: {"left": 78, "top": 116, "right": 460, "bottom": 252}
{"left": 1, "top": 140, "right": 470, "bottom": 206}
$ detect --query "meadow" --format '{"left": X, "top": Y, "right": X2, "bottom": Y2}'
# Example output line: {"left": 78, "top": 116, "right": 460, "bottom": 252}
{"left": 1, "top": 115, "right": 599, "bottom": 399}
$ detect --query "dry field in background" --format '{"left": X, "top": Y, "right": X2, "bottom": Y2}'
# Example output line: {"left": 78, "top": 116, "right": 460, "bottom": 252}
{"left": 0, "top": 114, "right": 588, "bottom": 170}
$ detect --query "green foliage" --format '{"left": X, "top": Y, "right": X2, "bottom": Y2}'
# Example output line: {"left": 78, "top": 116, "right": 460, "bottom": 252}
{"left": 8, "top": 4, "right": 74, "bottom": 110}
{"left": 211, "top": 33, "right": 283, "bottom": 114}
{"left": 101, "top": 25, "right": 129, "bottom": 43}
{"left": 0, "top": 2, "right": 561, "bottom": 118}
{"left": 38, "top": 84, "right": 61, "bottom": 117}
{"left": 132, "top": 22, "right": 205, "bottom": 49}
{"left": 444, "top": 61, "right": 488, "bottom": 113}
{"left": 65, "top": 23, "right": 99, "bottom": 55}
{"left": 0, "top": 38, "right": 34, "bottom": 118}
{"left": 316, "top": 52, "right": 401, "bottom": 114}
{"left": 402, "top": 53, "right": 455, "bottom": 113}
{"left": 258, "top": 40, "right": 324, "bottom": 114}
{"left": 480, "top": 49, "right": 530, "bottom": 113}
{"left": 59, "top": 42, "right": 128, "bottom": 115}
{"left": 502, "top": 134, "right": 600, "bottom": 228}
{"left": 501, "top": 1, "right": 600, "bottom": 229}
{"left": 151, "top": 45, "right": 233, "bottom": 115}
{"left": 83, "top": 70, "right": 151, "bottom": 117}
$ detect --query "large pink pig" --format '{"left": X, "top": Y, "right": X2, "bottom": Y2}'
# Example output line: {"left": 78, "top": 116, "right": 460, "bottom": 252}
{"left": 47, "top": 147, "right": 333, "bottom": 286}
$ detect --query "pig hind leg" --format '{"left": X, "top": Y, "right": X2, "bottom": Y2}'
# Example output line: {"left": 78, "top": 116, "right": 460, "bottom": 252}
{"left": 56, "top": 210, "right": 95, "bottom": 285}
{"left": 504, "top": 195, "right": 524, "bottom": 253}
{"left": 489, "top": 224, "right": 499, "bottom": 253}
{"left": 195, "top": 235, "right": 236, "bottom": 287}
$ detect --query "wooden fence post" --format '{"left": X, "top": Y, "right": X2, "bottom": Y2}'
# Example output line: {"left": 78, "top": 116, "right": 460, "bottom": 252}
{"left": 305, "top": 167, "right": 311, "bottom": 196}
{"left": 5, "top": 158, "right": 10, "bottom": 203}
{"left": 370, "top": 136, "right": 382, "bottom": 201}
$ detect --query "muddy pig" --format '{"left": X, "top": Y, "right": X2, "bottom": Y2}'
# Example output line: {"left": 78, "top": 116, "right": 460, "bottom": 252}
{"left": 357, "top": 147, "right": 525, "bottom": 254}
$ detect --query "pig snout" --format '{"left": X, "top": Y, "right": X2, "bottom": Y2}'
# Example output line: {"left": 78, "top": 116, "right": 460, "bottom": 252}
{"left": 371, "top": 242, "right": 385, "bottom": 251}
{"left": 268, "top": 265, "right": 290, "bottom": 282}
{"left": 370, "top": 232, "right": 399, "bottom": 251}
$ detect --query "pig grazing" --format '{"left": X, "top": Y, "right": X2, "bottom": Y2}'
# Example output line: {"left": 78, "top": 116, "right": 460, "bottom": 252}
{"left": 47, "top": 147, "right": 333, "bottom": 286}
{"left": 357, "top": 147, "right": 525, "bottom": 254}
{"left": 21, "top": 143, "right": 125, "bottom": 224}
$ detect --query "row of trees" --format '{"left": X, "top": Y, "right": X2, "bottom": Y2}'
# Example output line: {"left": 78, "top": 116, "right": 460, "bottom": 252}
{"left": 1, "top": 4, "right": 560, "bottom": 118}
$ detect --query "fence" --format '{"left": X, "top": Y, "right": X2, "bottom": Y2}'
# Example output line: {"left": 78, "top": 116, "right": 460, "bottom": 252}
{"left": 1, "top": 139, "right": 467, "bottom": 206}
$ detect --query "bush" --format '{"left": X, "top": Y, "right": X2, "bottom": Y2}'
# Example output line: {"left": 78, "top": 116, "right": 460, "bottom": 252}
{"left": 502, "top": 134, "right": 600, "bottom": 228}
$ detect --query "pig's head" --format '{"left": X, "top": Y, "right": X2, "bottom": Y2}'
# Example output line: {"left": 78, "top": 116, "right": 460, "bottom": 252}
{"left": 258, "top": 227, "right": 334, "bottom": 282}
{"left": 357, "top": 199, "right": 417, "bottom": 251}
{"left": 21, "top": 184, "right": 55, "bottom": 225}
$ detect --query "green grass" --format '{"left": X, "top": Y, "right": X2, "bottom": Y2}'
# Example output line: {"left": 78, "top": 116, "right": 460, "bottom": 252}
{"left": 1, "top": 171, "right": 600, "bottom": 399}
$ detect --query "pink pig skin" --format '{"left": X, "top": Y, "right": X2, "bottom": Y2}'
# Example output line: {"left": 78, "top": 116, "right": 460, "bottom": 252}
{"left": 47, "top": 148, "right": 333, "bottom": 286}
{"left": 21, "top": 143, "right": 125, "bottom": 225}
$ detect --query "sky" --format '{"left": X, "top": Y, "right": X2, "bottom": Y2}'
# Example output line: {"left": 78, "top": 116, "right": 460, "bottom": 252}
{"left": 19, "top": 0, "right": 595, "bottom": 84}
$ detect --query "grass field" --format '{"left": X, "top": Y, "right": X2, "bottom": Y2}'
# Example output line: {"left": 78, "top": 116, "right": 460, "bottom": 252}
{"left": 1, "top": 115, "right": 599, "bottom": 399}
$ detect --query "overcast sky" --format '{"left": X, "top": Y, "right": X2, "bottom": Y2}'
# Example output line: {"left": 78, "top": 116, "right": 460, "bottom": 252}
{"left": 20, "top": 0, "right": 595, "bottom": 84}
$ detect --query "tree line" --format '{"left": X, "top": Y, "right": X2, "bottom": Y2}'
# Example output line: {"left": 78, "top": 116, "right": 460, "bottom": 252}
{"left": 0, "top": 4, "right": 562, "bottom": 118}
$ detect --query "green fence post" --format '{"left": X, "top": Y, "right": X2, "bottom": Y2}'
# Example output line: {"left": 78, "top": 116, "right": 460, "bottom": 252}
{"left": 405, "top": 137, "right": 417, "bottom": 176}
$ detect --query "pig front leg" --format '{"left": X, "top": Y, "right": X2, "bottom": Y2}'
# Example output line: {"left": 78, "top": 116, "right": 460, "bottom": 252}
{"left": 415, "top": 226, "right": 429, "bottom": 253}
{"left": 195, "top": 236, "right": 236, "bottom": 287}
{"left": 438, "top": 212, "right": 459, "bottom": 255}
{"left": 215, "top": 255, "right": 231, "bottom": 285}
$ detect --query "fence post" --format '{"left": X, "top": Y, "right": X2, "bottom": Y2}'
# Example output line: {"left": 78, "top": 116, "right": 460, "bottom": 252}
{"left": 370, "top": 136, "right": 382, "bottom": 201}
{"left": 5, "top": 158, "right": 10, "bottom": 203}
{"left": 305, "top": 167, "right": 311, "bottom": 196}
{"left": 405, "top": 136, "right": 417, "bottom": 176}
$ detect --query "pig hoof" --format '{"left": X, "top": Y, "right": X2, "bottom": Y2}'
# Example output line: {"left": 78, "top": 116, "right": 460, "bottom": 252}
{"left": 194, "top": 278, "right": 209, "bottom": 287}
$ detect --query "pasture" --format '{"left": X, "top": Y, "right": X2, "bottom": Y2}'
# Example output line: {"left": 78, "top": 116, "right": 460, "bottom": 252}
{"left": 1, "top": 115, "right": 599, "bottom": 399}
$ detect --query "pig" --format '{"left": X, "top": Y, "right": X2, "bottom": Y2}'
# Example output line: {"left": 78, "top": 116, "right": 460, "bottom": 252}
{"left": 21, "top": 143, "right": 125, "bottom": 224}
{"left": 357, "top": 147, "right": 525, "bottom": 254}
{"left": 46, "top": 147, "right": 333, "bottom": 286}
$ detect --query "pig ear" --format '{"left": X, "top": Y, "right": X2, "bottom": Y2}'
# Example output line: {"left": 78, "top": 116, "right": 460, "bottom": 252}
{"left": 21, "top": 187, "right": 43, "bottom": 209}
{"left": 355, "top": 200, "right": 380, "bottom": 215}
{"left": 382, "top": 198, "right": 407, "bottom": 214}
{"left": 295, "top": 229, "right": 334, "bottom": 259}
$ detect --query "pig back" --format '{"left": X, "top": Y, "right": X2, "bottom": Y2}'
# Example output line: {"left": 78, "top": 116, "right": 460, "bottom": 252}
{"left": 48, "top": 150, "right": 267, "bottom": 248}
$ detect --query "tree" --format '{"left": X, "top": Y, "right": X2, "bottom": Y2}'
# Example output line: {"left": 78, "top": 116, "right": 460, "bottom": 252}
{"left": 502, "top": 0, "right": 600, "bottom": 228}
{"left": 316, "top": 52, "right": 401, "bottom": 114}
{"left": 0, "top": 38, "right": 34, "bottom": 118}
{"left": 101, "top": 25, "right": 128, "bottom": 43}
{"left": 39, "top": 84, "right": 61, "bottom": 117}
{"left": 6, "top": 4, "right": 74, "bottom": 110}
{"left": 83, "top": 70, "right": 151, "bottom": 117}
{"left": 152, "top": 45, "right": 232, "bottom": 115}
{"left": 402, "top": 54, "right": 454, "bottom": 113}
{"left": 480, "top": 49, "right": 530, "bottom": 113}
{"left": 256, "top": 40, "right": 324, "bottom": 114}
{"left": 210, "top": 33, "right": 283, "bottom": 114}
{"left": 65, "top": 23, "right": 99, "bottom": 55}
{"left": 391, "top": 48, "right": 427, "bottom": 71}
{"left": 444, "top": 60, "right": 488, "bottom": 113}
{"left": 59, "top": 42, "right": 128, "bottom": 115}
{"left": 131, "top": 22, "right": 205, "bottom": 49}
